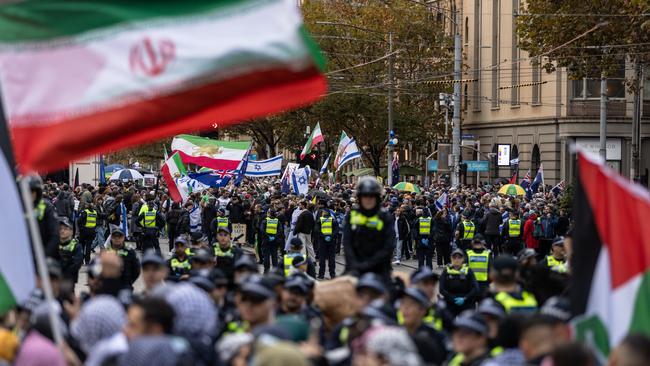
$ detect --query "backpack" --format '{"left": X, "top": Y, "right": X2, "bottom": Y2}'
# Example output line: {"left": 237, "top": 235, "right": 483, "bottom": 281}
{"left": 533, "top": 219, "right": 544, "bottom": 239}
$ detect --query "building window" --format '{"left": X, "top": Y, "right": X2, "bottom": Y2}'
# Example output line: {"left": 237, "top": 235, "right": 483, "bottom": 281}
{"left": 492, "top": 144, "right": 498, "bottom": 178}
{"left": 511, "top": 144, "right": 519, "bottom": 176}
{"left": 511, "top": 0, "right": 520, "bottom": 106}
{"left": 531, "top": 144, "right": 541, "bottom": 173}
{"left": 532, "top": 58, "right": 542, "bottom": 104}
{"left": 472, "top": 0, "right": 481, "bottom": 111}
{"left": 491, "top": 0, "right": 500, "bottom": 108}
{"left": 643, "top": 67, "right": 650, "bottom": 100}
{"left": 572, "top": 63, "right": 626, "bottom": 99}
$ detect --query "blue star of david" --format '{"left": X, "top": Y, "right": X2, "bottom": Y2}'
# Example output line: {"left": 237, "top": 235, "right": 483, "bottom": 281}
{"left": 298, "top": 177, "right": 307, "bottom": 184}
{"left": 254, "top": 164, "right": 262, "bottom": 171}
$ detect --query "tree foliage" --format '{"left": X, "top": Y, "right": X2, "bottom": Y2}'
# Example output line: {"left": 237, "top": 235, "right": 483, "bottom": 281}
{"left": 517, "top": 0, "right": 650, "bottom": 80}
{"left": 224, "top": 0, "right": 454, "bottom": 174}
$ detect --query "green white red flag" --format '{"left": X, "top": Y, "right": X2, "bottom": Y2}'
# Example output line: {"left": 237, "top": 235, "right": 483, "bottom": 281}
{"left": 300, "top": 122, "right": 324, "bottom": 159}
{"left": 171, "top": 134, "right": 251, "bottom": 171}
{"left": 0, "top": 0, "right": 327, "bottom": 173}
{"left": 571, "top": 152, "right": 650, "bottom": 359}
{"left": 161, "top": 152, "right": 188, "bottom": 202}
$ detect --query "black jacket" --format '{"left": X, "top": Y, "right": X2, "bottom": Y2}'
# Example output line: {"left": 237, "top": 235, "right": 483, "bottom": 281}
{"left": 482, "top": 208, "right": 503, "bottom": 236}
{"left": 395, "top": 215, "right": 410, "bottom": 241}
{"left": 343, "top": 209, "right": 395, "bottom": 280}
{"left": 39, "top": 200, "right": 60, "bottom": 259}
{"left": 54, "top": 191, "right": 74, "bottom": 218}
{"left": 108, "top": 246, "right": 140, "bottom": 290}
{"left": 166, "top": 208, "right": 182, "bottom": 229}
{"left": 227, "top": 201, "right": 245, "bottom": 223}
{"left": 294, "top": 210, "right": 315, "bottom": 235}
{"left": 433, "top": 216, "right": 453, "bottom": 243}
{"left": 177, "top": 211, "right": 191, "bottom": 235}
{"left": 201, "top": 204, "right": 217, "bottom": 234}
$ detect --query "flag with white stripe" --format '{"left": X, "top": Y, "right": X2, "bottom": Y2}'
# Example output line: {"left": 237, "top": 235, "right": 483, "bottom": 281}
{"left": 245, "top": 155, "right": 283, "bottom": 177}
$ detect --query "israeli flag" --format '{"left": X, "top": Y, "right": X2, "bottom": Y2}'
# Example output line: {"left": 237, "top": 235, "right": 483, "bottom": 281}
{"left": 435, "top": 192, "right": 449, "bottom": 210}
{"left": 245, "top": 155, "right": 283, "bottom": 177}
{"left": 291, "top": 166, "right": 311, "bottom": 195}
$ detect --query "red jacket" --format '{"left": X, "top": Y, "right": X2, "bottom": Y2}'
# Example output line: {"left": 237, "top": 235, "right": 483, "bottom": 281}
{"left": 523, "top": 214, "right": 539, "bottom": 249}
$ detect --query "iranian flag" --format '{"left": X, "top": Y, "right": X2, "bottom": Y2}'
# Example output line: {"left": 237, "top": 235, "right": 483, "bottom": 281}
{"left": 0, "top": 0, "right": 327, "bottom": 173}
{"left": 172, "top": 134, "right": 250, "bottom": 171}
{"left": 300, "top": 122, "right": 324, "bottom": 159}
{"left": 161, "top": 152, "right": 188, "bottom": 202}
{"left": 571, "top": 152, "right": 650, "bottom": 359}
{"left": 0, "top": 110, "right": 35, "bottom": 315}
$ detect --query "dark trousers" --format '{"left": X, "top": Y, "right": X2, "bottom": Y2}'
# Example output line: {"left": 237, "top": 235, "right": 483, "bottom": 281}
{"left": 417, "top": 245, "right": 434, "bottom": 269}
{"left": 539, "top": 238, "right": 552, "bottom": 258}
{"left": 435, "top": 240, "right": 451, "bottom": 266}
{"left": 168, "top": 227, "right": 178, "bottom": 251}
{"left": 79, "top": 228, "right": 95, "bottom": 264}
{"left": 504, "top": 238, "right": 522, "bottom": 255}
{"left": 143, "top": 229, "right": 161, "bottom": 254}
{"left": 262, "top": 240, "right": 279, "bottom": 273}
{"left": 459, "top": 239, "right": 472, "bottom": 251}
{"left": 318, "top": 241, "right": 336, "bottom": 278}
{"left": 402, "top": 239, "right": 413, "bottom": 259}
{"left": 485, "top": 234, "right": 500, "bottom": 254}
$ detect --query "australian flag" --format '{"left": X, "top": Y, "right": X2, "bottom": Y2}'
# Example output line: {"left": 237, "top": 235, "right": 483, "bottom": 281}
{"left": 528, "top": 164, "right": 544, "bottom": 198}
{"left": 188, "top": 170, "right": 234, "bottom": 188}
{"left": 520, "top": 169, "right": 532, "bottom": 189}
{"left": 551, "top": 180, "right": 565, "bottom": 196}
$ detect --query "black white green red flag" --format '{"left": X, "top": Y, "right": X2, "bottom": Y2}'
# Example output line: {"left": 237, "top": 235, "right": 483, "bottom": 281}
{"left": 571, "top": 152, "right": 650, "bottom": 358}
{"left": 0, "top": 0, "right": 327, "bottom": 173}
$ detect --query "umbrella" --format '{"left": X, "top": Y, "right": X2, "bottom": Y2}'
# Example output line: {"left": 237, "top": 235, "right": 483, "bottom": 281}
{"left": 393, "top": 182, "right": 421, "bottom": 193}
{"left": 104, "top": 164, "right": 125, "bottom": 173}
{"left": 498, "top": 184, "right": 526, "bottom": 196}
{"left": 109, "top": 169, "right": 144, "bottom": 181}
{"left": 308, "top": 189, "right": 331, "bottom": 201}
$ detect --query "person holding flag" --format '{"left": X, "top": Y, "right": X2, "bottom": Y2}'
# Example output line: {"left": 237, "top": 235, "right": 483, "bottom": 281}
{"left": 300, "top": 122, "right": 324, "bottom": 160}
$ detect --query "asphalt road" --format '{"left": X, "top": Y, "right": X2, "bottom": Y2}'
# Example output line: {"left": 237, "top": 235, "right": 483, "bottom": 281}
{"left": 75, "top": 238, "right": 422, "bottom": 294}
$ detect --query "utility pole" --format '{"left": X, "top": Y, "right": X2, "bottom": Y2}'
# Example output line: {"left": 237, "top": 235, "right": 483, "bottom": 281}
{"left": 632, "top": 61, "right": 642, "bottom": 182}
{"left": 599, "top": 73, "right": 607, "bottom": 161}
{"left": 387, "top": 31, "right": 395, "bottom": 186}
{"left": 451, "top": 9, "right": 462, "bottom": 187}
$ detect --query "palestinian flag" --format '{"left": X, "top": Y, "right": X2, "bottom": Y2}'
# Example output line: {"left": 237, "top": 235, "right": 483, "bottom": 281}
{"left": 161, "top": 152, "right": 188, "bottom": 202}
{"left": 571, "top": 152, "right": 650, "bottom": 358}
{"left": 0, "top": 105, "right": 35, "bottom": 315}
{"left": 171, "top": 134, "right": 250, "bottom": 171}
{"left": 300, "top": 122, "right": 324, "bottom": 159}
{"left": 0, "top": 0, "right": 327, "bottom": 173}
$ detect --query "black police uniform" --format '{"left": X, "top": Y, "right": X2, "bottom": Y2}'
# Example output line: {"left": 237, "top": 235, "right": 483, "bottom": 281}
{"left": 137, "top": 204, "right": 165, "bottom": 254}
{"left": 316, "top": 211, "right": 339, "bottom": 279}
{"left": 106, "top": 244, "right": 141, "bottom": 291}
{"left": 439, "top": 264, "right": 479, "bottom": 316}
{"left": 58, "top": 238, "right": 83, "bottom": 284}
{"left": 260, "top": 215, "right": 284, "bottom": 273}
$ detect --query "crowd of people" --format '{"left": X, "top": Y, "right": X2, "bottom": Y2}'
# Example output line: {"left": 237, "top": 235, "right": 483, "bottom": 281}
{"left": 1, "top": 175, "right": 649, "bottom": 366}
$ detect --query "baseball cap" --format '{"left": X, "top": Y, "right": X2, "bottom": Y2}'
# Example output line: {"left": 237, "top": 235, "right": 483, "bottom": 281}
{"left": 240, "top": 276, "right": 276, "bottom": 302}
{"left": 454, "top": 310, "right": 488, "bottom": 335}
{"left": 517, "top": 248, "right": 537, "bottom": 263}
{"left": 190, "top": 231, "right": 206, "bottom": 243}
{"left": 292, "top": 256, "right": 307, "bottom": 268}
{"left": 58, "top": 217, "right": 73, "bottom": 229}
{"left": 217, "top": 227, "right": 231, "bottom": 234}
{"left": 141, "top": 249, "right": 166, "bottom": 266}
{"left": 209, "top": 268, "right": 229, "bottom": 287}
{"left": 173, "top": 237, "right": 188, "bottom": 247}
{"left": 111, "top": 227, "right": 125, "bottom": 236}
{"left": 356, "top": 273, "right": 387, "bottom": 294}
{"left": 402, "top": 287, "right": 431, "bottom": 308}
{"left": 477, "top": 298, "right": 506, "bottom": 320}
{"left": 451, "top": 248, "right": 464, "bottom": 257}
{"left": 552, "top": 237, "right": 565, "bottom": 246}
{"left": 410, "top": 267, "right": 439, "bottom": 284}
{"left": 190, "top": 248, "right": 214, "bottom": 263}
{"left": 234, "top": 255, "right": 258, "bottom": 272}
{"left": 472, "top": 234, "right": 486, "bottom": 243}
{"left": 540, "top": 296, "right": 572, "bottom": 323}
{"left": 284, "top": 278, "right": 309, "bottom": 295}
{"left": 289, "top": 237, "right": 304, "bottom": 248}
{"left": 492, "top": 255, "right": 518, "bottom": 272}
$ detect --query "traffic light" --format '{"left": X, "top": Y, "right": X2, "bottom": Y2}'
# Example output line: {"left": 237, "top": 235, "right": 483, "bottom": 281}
{"left": 295, "top": 149, "right": 320, "bottom": 170}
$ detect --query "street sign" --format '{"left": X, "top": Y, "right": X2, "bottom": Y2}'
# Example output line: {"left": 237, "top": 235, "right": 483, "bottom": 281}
{"left": 465, "top": 160, "right": 489, "bottom": 172}
{"left": 427, "top": 160, "right": 438, "bottom": 172}
{"left": 462, "top": 134, "right": 475, "bottom": 140}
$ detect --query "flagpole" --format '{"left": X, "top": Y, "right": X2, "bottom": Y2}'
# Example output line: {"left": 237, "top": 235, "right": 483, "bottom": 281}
{"left": 18, "top": 177, "right": 65, "bottom": 351}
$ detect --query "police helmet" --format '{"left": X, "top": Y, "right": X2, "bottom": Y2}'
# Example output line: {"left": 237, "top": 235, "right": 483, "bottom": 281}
{"left": 27, "top": 175, "right": 43, "bottom": 193}
{"left": 356, "top": 177, "right": 382, "bottom": 197}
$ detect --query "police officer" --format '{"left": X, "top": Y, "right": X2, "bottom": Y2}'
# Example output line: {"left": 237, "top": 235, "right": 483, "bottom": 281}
{"left": 77, "top": 202, "right": 98, "bottom": 265}
{"left": 58, "top": 217, "right": 83, "bottom": 284}
{"left": 455, "top": 212, "right": 476, "bottom": 251}
{"left": 284, "top": 237, "right": 305, "bottom": 277}
{"left": 260, "top": 210, "right": 283, "bottom": 273}
{"left": 343, "top": 177, "right": 395, "bottom": 282}
{"left": 104, "top": 228, "right": 141, "bottom": 291}
{"left": 439, "top": 248, "right": 479, "bottom": 316}
{"left": 316, "top": 209, "right": 339, "bottom": 279}
{"left": 409, "top": 267, "right": 452, "bottom": 332}
{"left": 489, "top": 255, "right": 538, "bottom": 313}
{"left": 28, "top": 176, "right": 59, "bottom": 259}
{"left": 168, "top": 237, "right": 191, "bottom": 281}
{"left": 137, "top": 201, "right": 165, "bottom": 254}
{"left": 447, "top": 311, "right": 491, "bottom": 366}
{"left": 502, "top": 211, "right": 523, "bottom": 254}
{"left": 211, "top": 208, "right": 231, "bottom": 237}
{"left": 543, "top": 237, "right": 567, "bottom": 273}
{"left": 466, "top": 234, "right": 491, "bottom": 294}
{"left": 414, "top": 208, "right": 434, "bottom": 269}
{"left": 213, "top": 227, "right": 243, "bottom": 283}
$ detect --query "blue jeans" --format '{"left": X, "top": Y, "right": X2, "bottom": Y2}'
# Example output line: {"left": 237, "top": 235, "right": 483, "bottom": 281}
{"left": 394, "top": 239, "right": 403, "bottom": 261}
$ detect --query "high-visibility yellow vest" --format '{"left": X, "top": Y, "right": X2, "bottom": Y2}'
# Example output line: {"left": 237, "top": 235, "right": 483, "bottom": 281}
{"left": 84, "top": 209, "right": 97, "bottom": 228}
{"left": 265, "top": 218, "right": 278, "bottom": 235}
{"left": 320, "top": 217, "right": 333, "bottom": 235}
{"left": 170, "top": 257, "right": 191, "bottom": 272}
{"left": 217, "top": 217, "right": 229, "bottom": 229}
{"left": 225, "top": 321, "right": 248, "bottom": 334}
{"left": 546, "top": 256, "right": 567, "bottom": 273}
{"left": 448, "top": 353, "right": 464, "bottom": 366}
{"left": 495, "top": 291, "right": 538, "bottom": 313}
{"left": 466, "top": 249, "right": 490, "bottom": 282}
{"left": 36, "top": 200, "right": 46, "bottom": 221}
{"left": 59, "top": 239, "right": 78, "bottom": 253}
{"left": 284, "top": 253, "right": 300, "bottom": 276}
{"left": 143, "top": 210, "right": 157, "bottom": 228}
{"left": 350, "top": 211, "right": 384, "bottom": 231}
{"left": 106, "top": 247, "right": 128, "bottom": 257}
{"left": 462, "top": 221, "right": 475, "bottom": 239}
{"left": 508, "top": 219, "right": 521, "bottom": 237}
{"left": 446, "top": 264, "right": 469, "bottom": 276}
{"left": 396, "top": 308, "right": 443, "bottom": 331}
{"left": 215, "top": 246, "right": 234, "bottom": 258}
{"left": 418, "top": 217, "right": 432, "bottom": 235}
